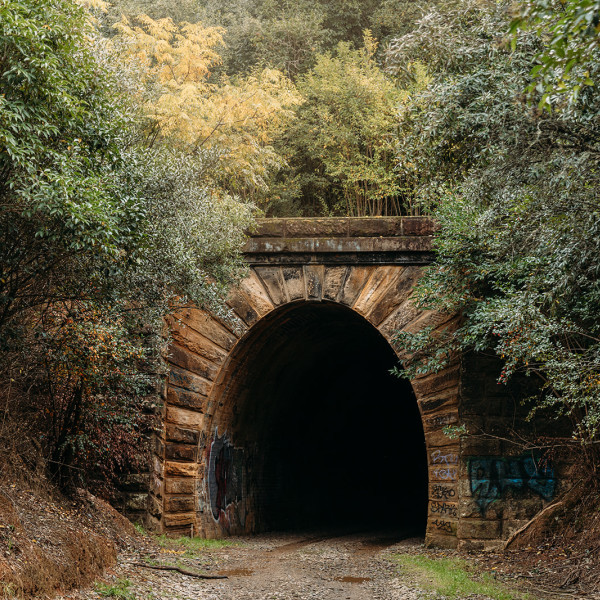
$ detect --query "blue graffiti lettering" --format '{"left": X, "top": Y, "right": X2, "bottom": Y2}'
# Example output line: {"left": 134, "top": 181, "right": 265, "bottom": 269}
{"left": 468, "top": 455, "right": 555, "bottom": 515}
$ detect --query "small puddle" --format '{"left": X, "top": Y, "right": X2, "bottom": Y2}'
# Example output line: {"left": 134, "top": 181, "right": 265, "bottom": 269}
{"left": 217, "top": 568, "right": 254, "bottom": 577}
{"left": 335, "top": 576, "right": 371, "bottom": 584}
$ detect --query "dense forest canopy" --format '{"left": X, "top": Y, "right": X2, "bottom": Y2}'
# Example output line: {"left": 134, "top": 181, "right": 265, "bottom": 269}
{"left": 1, "top": 0, "right": 599, "bottom": 498}
{"left": 102, "top": 0, "right": 440, "bottom": 216}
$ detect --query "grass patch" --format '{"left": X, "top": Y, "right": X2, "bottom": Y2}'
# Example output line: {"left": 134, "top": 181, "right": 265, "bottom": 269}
{"left": 155, "top": 534, "right": 237, "bottom": 557}
{"left": 94, "top": 578, "right": 136, "bottom": 599}
{"left": 132, "top": 522, "right": 147, "bottom": 536}
{"left": 392, "top": 554, "right": 534, "bottom": 600}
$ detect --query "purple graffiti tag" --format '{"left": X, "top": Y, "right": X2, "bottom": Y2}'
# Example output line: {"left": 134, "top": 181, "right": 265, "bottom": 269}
{"left": 431, "top": 450, "right": 458, "bottom": 465}
{"left": 433, "top": 467, "right": 457, "bottom": 481}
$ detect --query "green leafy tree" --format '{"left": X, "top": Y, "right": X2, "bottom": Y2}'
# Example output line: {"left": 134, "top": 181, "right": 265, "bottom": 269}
{"left": 511, "top": 0, "right": 600, "bottom": 108}
{"left": 279, "top": 33, "right": 426, "bottom": 216}
{"left": 0, "top": 0, "right": 253, "bottom": 490}
{"left": 386, "top": 0, "right": 600, "bottom": 441}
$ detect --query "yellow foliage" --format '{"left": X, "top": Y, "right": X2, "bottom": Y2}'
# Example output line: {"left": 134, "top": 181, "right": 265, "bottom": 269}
{"left": 114, "top": 15, "right": 302, "bottom": 201}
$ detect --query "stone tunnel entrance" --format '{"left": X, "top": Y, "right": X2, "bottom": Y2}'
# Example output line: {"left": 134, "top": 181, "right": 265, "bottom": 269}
{"left": 146, "top": 217, "right": 562, "bottom": 550}
{"left": 205, "top": 302, "right": 428, "bottom": 535}
{"left": 150, "top": 218, "right": 467, "bottom": 549}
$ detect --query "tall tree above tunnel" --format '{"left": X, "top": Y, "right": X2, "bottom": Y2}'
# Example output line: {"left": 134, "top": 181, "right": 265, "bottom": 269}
{"left": 272, "top": 33, "right": 429, "bottom": 217}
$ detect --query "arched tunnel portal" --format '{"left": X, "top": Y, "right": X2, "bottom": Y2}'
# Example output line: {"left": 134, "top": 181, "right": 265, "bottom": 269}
{"left": 204, "top": 301, "right": 428, "bottom": 535}
{"left": 150, "top": 218, "right": 466, "bottom": 549}
{"left": 142, "top": 218, "right": 565, "bottom": 551}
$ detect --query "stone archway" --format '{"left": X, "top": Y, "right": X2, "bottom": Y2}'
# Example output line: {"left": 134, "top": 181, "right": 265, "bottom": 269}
{"left": 149, "top": 254, "right": 461, "bottom": 548}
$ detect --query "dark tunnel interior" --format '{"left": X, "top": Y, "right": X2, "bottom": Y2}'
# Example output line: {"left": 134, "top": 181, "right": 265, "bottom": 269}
{"left": 225, "top": 301, "right": 428, "bottom": 535}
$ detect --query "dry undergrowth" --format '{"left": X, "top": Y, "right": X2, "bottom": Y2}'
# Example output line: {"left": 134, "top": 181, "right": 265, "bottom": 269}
{"left": 473, "top": 478, "right": 600, "bottom": 598}
{"left": 0, "top": 482, "right": 140, "bottom": 599}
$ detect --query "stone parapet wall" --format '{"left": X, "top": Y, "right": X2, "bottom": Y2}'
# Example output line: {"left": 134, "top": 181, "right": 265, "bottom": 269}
{"left": 244, "top": 217, "right": 434, "bottom": 265}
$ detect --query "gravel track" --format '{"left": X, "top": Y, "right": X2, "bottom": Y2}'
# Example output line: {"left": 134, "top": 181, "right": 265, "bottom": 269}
{"left": 67, "top": 530, "right": 427, "bottom": 600}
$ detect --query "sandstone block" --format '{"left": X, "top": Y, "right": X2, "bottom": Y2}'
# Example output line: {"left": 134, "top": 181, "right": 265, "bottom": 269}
{"left": 378, "top": 299, "right": 421, "bottom": 342}
{"left": 226, "top": 289, "right": 259, "bottom": 326}
{"left": 353, "top": 266, "right": 401, "bottom": 316}
{"left": 163, "top": 512, "right": 195, "bottom": 527}
{"left": 165, "top": 443, "right": 197, "bottom": 462}
{"left": 252, "top": 219, "right": 285, "bottom": 237}
{"left": 338, "top": 266, "right": 373, "bottom": 306}
{"left": 165, "top": 424, "right": 200, "bottom": 445}
{"left": 179, "top": 308, "right": 239, "bottom": 350}
{"left": 165, "top": 405, "right": 204, "bottom": 428}
{"left": 165, "top": 478, "right": 195, "bottom": 495}
{"left": 366, "top": 267, "right": 421, "bottom": 326}
{"left": 323, "top": 266, "right": 348, "bottom": 301}
{"left": 429, "top": 482, "right": 457, "bottom": 502}
{"left": 152, "top": 455, "right": 164, "bottom": 479}
{"left": 411, "top": 367, "right": 460, "bottom": 399}
{"left": 168, "top": 319, "right": 227, "bottom": 364}
{"left": 403, "top": 309, "right": 455, "bottom": 335}
{"left": 429, "top": 500, "right": 458, "bottom": 520}
{"left": 402, "top": 216, "right": 436, "bottom": 236}
{"left": 418, "top": 391, "right": 459, "bottom": 415}
{"left": 458, "top": 518, "right": 502, "bottom": 540}
{"left": 125, "top": 493, "right": 148, "bottom": 512}
{"left": 429, "top": 464, "right": 458, "bottom": 483}
{"left": 282, "top": 266, "right": 305, "bottom": 300}
{"left": 423, "top": 410, "right": 459, "bottom": 432}
{"left": 165, "top": 461, "right": 198, "bottom": 478}
{"left": 165, "top": 496, "right": 196, "bottom": 513}
{"left": 240, "top": 270, "right": 275, "bottom": 316}
{"left": 347, "top": 217, "right": 401, "bottom": 237}
{"left": 254, "top": 266, "right": 286, "bottom": 305}
{"left": 167, "top": 367, "right": 212, "bottom": 400}
{"left": 304, "top": 265, "right": 324, "bottom": 300}
{"left": 153, "top": 436, "right": 165, "bottom": 458}
{"left": 427, "top": 517, "right": 458, "bottom": 536}
{"left": 147, "top": 493, "right": 162, "bottom": 518}
{"left": 150, "top": 474, "right": 163, "bottom": 498}
{"left": 286, "top": 217, "right": 348, "bottom": 237}
{"left": 426, "top": 428, "right": 459, "bottom": 448}
{"left": 167, "top": 343, "right": 219, "bottom": 381}
{"left": 167, "top": 385, "right": 209, "bottom": 412}
{"left": 425, "top": 533, "right": 458, "bottom": 549}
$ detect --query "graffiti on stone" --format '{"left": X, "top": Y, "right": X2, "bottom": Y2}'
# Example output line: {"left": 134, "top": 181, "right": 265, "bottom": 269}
{"left": 426, "top": 413, "right": 455, "bottom": 429}
{"left": 432, "top": 467, "right": 457, "bottom": 481}
{"left": 431, "top": 450, "right": 458, "bottom": 465}
{"left": 207, "top": 430, "right": 244, "bottom": 521}
{"left": 469, "top": 455, "right": 555, "bottom": 515}
{"left": 430, "top": 501, "right": 457, "bottom": 518}
{"left": 431, "top": 519, "right": 454, "bottom": 533}
{"left": 431, "top": 484, "right": 456, "bottom": 500}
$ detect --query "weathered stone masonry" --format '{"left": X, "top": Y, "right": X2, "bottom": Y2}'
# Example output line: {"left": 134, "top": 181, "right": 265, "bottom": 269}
{"left": 147, "top": 217, "right": 561, "bottom": 550}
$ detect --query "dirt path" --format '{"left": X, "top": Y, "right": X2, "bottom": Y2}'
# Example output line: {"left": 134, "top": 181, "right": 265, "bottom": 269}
{"left": 70, "top": 530, "right": 425, "bottom": 600}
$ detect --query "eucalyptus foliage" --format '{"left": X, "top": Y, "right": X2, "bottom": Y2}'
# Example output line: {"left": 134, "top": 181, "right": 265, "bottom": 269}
{"left": 512, "top": 0, "right": 600, "bottom": 108}
{"left": 387, "top": 0, "right": 600, "bottom": 441}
